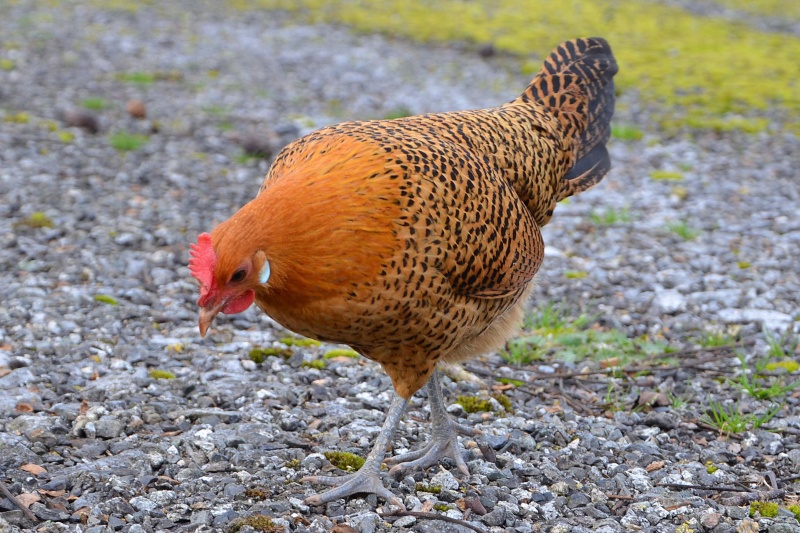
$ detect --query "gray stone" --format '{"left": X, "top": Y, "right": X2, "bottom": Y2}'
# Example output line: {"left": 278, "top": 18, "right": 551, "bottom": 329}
{"left": 480, "top": 506, "right": 506, "bottom": 527}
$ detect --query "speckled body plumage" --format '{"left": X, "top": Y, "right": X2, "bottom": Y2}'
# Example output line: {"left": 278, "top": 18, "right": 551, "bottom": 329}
{"left": 207, "top": 37, "right": 617, "bottom": 398}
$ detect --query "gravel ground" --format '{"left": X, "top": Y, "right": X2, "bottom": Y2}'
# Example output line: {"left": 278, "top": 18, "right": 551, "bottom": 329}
{"left": 2, "top": 2, "right": 800, "bottom": 533}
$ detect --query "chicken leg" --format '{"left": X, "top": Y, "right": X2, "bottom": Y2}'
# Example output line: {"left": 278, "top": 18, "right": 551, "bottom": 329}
{"left": 386, "top": 368, "right": 480, "bottom": 477}
{"left": 303, "top": 393, "right": 409, "bottom": 507}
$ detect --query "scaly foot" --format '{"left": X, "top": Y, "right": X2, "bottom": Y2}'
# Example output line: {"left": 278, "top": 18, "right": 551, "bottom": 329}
{"left": 302, "top": 465, "right": 403, "bottom": 507}
{"left": 385, "top": 369, "right": 480, "bottom": 477}
{"left": 303, "top": 394, "right": 409, "bottom": 507}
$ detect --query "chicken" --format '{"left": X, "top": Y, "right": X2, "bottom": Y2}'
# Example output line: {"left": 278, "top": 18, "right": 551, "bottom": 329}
{"left": 190, "top": 37, "right": 617, "bottom": 507}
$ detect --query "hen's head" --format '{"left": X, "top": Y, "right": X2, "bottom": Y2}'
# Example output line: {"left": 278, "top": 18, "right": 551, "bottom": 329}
{"left": 189, "top": 231, "right": 270, "bottom": 337}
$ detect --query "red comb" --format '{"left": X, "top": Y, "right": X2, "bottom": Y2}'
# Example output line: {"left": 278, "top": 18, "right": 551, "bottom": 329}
{"left": 189, "top": 232, "right": 216, "bottom": 290}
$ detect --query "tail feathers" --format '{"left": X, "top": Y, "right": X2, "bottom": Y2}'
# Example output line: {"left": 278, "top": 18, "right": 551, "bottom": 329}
{"left": 556, "top": 144, "right": 610, "bottom": 202}
{"left": 517, "top": 37, "right": 617, "bottom": 196}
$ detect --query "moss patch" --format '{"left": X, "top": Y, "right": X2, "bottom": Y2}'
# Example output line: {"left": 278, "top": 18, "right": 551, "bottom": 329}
{"left": 109, "top": 132, "right": 148, "bottom": 151}
{"left": 415, "top": 482, "right": 442, "bottom": 494}
{"left": 149, "top": 369, "right": 176, "bottom": 380}
{"left": 497, "top": 377, "right": 525, "bottom": 387}
{"left": 322, "top": 348, "right": 360, "bottom": 359}
{"left": 750, "top": 501, "right": 779, "bottom": 518}
{"left": 324, "top": 451, "right": 365, "bottom": 472}
{"left": 249, "top": 347, "right": 293, "bottom": 363}
{"left": 650, "top": 170, "right": 685, "bottom": 182}
{"left": 301, "top": 359, "right": 325, "bottom": 370}
{"left": 491, "top": 392, "right": 513, "bottom": 413}
{"left": 240, "top": 0, "right": 800, "bottom": 132}
{"left": 279, "top": 336, "right": 321, "bottom": 347}
{"left": 15, "top": 212, "right": 54, "bottom": 229}
{"left": 93, "top": 294, "right": 118, "bottom": 305}
{"left": 227, "top": 515, "right": 282, "bottom": 533}
{"left": 765, "top": 360, "right": 800, "bottom": 373}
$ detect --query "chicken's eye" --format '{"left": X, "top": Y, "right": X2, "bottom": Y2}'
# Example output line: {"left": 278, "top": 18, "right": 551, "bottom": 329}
{"left": 230, "top": 269, "right": 247, "bottom": 283}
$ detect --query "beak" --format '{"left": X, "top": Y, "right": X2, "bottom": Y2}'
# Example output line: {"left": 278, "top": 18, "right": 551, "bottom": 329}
{"left": 198, "top": 302, "right": 225, "bottom": 338}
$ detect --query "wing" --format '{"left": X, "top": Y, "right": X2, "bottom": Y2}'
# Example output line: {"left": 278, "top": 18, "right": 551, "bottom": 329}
{"left": 391, "top": 138, "right": 544, "bottom": 300}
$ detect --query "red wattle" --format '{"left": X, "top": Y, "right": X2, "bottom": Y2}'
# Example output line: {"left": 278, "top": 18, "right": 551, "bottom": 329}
{"left": 221, "top": 290, "right": 255, "bottom": 314}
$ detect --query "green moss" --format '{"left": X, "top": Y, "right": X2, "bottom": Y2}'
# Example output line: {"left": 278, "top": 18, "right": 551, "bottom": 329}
{"left": 611, "top": 124, "right": 643, "bottom": 141}
{"left": 491, "top": 392, "right": 513, "bottom": 413}
{"left": 149, "top": 369, "right": 176, "bottom": 380}
{"left": 322, "top": 348, "right": 360, "bottom": 359}
{"left": 3, "top": 111, "right": 30, "bottom": 124}
{"left": 301, "top": 359, "right": 325, "bottom": 370}
{"left": 564, "top": 271, "right": 587, "bottom": 279}
{"left": 737, "top": 261, "right": 751, "bottom": 269}
{"left": 239, "top": 0, "right": 800, "bottom": 132}
{"left": 93, "top": 294, "right": 118, "bottom": 305}
{"left": 433, "top": 503, "right": 450, "bottom": 511}
{"left": 82, "top": 97, "right": 107, "bottom": 110}
{"left": 284, "top": 459, "right": 301, "bottom": 470}
{"left": 115, "top": 71, "right": 156, "bottom": 84}
{"left": 249, "top": 347, "right": 293, "bottom": 363}
{"left": 109, "top": 132, "right": 148, "bottom": 151}
{"left": 750, "top": 501, "right": 779, "bottom": 518}
{"left": 324, "top": 451, "right": 365, "bottom": 472}
{"left": 650, "top": 170, "right": 685, "bottom": 182}
{"left": 456, "top": 395, "right": 493, "bottom": 413}
{"left": 765, "top": 360, "right": 800, "bottom": 373}
{"left": 415, "top": 483, "right": 442, "bottom": 494}
{"left": 788, "top": 504, "right": 800, "bottom": 522}
{"left": 279, "top": 336, "right": 321, "bottom": 347}
{"left": 57, "top": 131, "right": 74, "bottom": 143}
{"left": 227, "top": 515, "right": 282, "bottom": 533}
{"left": 497, "top": 377, "right": 525, "bottom": 387}
{"left": 705, "top": 460, "right": 718, "bottom": 474}
{"left": 15, "top": 212, "right": 54, "bottom": 229}
{"left": 0, "top": 58, "right": 15, "bottom": 71}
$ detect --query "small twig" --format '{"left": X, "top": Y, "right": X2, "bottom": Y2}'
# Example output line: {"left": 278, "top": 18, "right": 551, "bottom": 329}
{"left": 778, "top": 473, "right": 800, "bottom": 483}
{"left": 606, "top": 493, "right": 634, "bottom": 500}
{"left": 0, "top": 479, "right": 38, "bottom": 523}
{"left": 378, "top": 510, "right": 486, "bottom": 533}
{"left": 659, "top": 482, "right": 753, "bottom": 493}
{"left": 721, "top": 489, "right": 785, "bottom": 507}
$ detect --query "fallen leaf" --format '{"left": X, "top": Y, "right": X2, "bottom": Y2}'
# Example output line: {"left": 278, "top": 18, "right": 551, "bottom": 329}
{"left": 38, "top": 489, "right": 66, "bottom": 497}
{"left": 331, "top": 525, "right": 359, "bottom": 533}
{"left": 600, "top": 357, "right": 621, "bottom": 369}
{"left": 420, "top": 500, "right": 434, "bottom": 513}
{"left": 15, "top": 403, "right": 34, "bottom": 413}
{"left": 645, "top": 461, "right": 665, "bottom": 472}
{"left": 79, "top": 400, "right": 90, "bottom": 415}
{"left": 15, "top": 493, "right": 41, "bottom": 508}
{"left": 20, "top": 463, "right": 47, "bottom": 476}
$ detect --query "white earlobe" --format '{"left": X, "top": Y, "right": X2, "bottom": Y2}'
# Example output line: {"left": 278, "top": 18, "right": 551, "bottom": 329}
{"left": 259, "top": 261, "right": 271, "bottom": 284}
